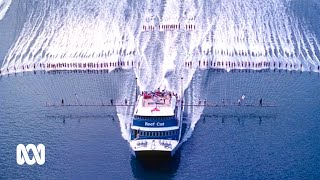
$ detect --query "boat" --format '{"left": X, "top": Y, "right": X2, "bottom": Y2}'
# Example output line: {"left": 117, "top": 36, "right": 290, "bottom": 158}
{"left": 129, "top": 88, "right": 185, "bottom": 158}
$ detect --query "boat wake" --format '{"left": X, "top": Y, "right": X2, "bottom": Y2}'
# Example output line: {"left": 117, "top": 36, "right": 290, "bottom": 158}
{"left": 1, "top": 0, "right": 320, "bottom": 144}
{"left": 1, "top": 0, "right": 320, "bottom": 75}
{"left": 115, "top": 73, "right": 136, "bottom": 141}
{"left": 0, "top": 0, "right": 12, "bottom": 21}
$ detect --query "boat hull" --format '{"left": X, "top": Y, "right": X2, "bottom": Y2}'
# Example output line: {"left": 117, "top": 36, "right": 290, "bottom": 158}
{"left": 130, "top": 120, "right": 189, "bottom": 159}
{"left": 134, "top": 150, "right": 173, "bottom": 159}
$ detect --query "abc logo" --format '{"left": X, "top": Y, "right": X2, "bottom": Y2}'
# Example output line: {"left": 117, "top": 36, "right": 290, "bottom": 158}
{"left": 16, "top": 144, "right": 45, "bottom": 165}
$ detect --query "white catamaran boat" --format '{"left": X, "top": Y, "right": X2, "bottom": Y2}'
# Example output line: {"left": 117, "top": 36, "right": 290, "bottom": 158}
{"left": 129, "top": 88, "right": 185, "bottom": 158}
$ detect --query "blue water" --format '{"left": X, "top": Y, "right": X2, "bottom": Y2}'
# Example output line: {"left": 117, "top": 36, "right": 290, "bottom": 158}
{"left": 0, "top": 70, "right": 319, "bottom": 179}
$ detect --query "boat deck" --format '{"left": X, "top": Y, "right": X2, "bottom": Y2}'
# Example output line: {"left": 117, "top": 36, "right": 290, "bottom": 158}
{"left": 142, "top": 93, "right": 173, "bottom": 107}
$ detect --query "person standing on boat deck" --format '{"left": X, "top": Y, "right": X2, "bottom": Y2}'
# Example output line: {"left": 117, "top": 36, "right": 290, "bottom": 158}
{"left": 259, "top": 99, "right": 263, "bottom": 106}
{"left": 61, "top": 99, "right": 64, "bottom": 106}
{"left": 110, "top": 99, "right": 114, "bottom": 106}
{"left": 125, "top": 99, "right": 128, "bottom": 105}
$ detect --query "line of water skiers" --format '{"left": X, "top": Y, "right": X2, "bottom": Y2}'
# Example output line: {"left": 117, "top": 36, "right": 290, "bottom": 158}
{"left": 198, "top": 97, "right": 264, "bottom": 106}
{"left": 57, "top": 97, "right": 264, "bottom": 107}
{"left": 0, "top": 61, "right": 141, "bottom": 74}
{"left": 58, "top": 98, "right": 128, "bottom": 106}
{"left": 2, "top": 60, "right": 320, "bottom": 75}
{"left": 142, "top": 24, "right": 195, "bottom": 31}
{"left": 185, "top": 60, "right": 320, "bottom": 71}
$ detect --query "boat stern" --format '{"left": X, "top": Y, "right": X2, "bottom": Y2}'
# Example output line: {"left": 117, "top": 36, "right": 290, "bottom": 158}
{"left": 129, "top": 139, "right": 179, "bottom": 158}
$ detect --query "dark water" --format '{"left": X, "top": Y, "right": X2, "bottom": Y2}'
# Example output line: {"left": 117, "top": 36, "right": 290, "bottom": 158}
{"left": 0, "top": 70, "right": 319, "bottom": 179}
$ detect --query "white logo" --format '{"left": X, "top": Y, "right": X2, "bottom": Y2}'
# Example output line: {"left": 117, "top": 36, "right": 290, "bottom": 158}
{"left": 16, "top": 144, "right": 45, "bottom": 165}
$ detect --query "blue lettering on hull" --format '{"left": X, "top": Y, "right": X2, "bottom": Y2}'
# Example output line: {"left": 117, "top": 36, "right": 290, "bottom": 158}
{"left": 133, "top": 118, "right": 177, "bottom": 127}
